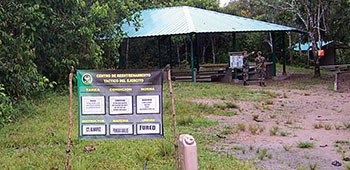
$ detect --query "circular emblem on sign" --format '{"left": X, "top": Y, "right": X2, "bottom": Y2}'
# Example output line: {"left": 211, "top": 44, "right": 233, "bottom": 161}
{"left": 82, "top": 73, "right": 93, "bottom": 85}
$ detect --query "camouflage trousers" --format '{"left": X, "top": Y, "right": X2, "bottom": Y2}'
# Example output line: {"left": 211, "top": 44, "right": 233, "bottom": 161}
{"left": 242, "top": 68, "right": 249, "bottom": 82}
{"left": 256, "top": 69, "right": 266, "bottom": 83}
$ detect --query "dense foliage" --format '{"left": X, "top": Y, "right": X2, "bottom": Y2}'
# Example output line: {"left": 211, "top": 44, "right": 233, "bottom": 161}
{"left": 0, "top": 0, "right": 141, "bottom": 125}
{"left": 1, "top": 0, "right": 350, "bottom": 125}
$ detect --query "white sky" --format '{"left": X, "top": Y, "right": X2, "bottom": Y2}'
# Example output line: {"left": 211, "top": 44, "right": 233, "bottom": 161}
{"left": 219, "top": 0, "right": 231, "bottom": 7}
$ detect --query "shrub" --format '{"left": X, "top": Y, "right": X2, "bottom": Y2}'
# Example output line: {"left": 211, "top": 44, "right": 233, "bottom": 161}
{"left": 297, "top": 142, "right": 313, "bottom": 148}
{"left": 0, "top": 85, "right": 18, "bottom": 126}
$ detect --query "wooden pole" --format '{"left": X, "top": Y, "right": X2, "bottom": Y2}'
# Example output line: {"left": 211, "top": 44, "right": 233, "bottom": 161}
{"left": 334, "top": 68, "right": 339, "bottom": 91}
{"left": 65, "top": 66, "right": 74, "bottom": 170}
{"left": 167, "top": 66, "right": 179, "bottom": 169}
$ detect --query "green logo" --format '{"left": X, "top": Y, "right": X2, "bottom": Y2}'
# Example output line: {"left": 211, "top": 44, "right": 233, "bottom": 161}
{"left": 82, "top": 73, "right": 93, "bottom": 85}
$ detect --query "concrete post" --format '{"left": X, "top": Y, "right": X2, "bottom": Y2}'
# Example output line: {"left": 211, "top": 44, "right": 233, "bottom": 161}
{"left": 179, "top": 134, "right": 198, "bottom": 170}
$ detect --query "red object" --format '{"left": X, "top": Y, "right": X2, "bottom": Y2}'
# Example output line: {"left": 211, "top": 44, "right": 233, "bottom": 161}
{"left": 318, "top": 50, "right": 325, "bottom": 57}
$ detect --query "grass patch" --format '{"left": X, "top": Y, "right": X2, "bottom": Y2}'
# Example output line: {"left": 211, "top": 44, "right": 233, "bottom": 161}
{"left": 276, "top": 63, "right": 333, "bottom": 75}
{"left": 265, "top": 100, "right": 274, "bottom": 105}
{"left": 236, "top": 123, "right": 246, "bottom": 132}
{"left": 269, "top": 114, "right": 276, "bottom": 119}
{"left": 0, "top": 82, "right": 263, "bottom": 169}
{"left": 249, "top": 124, "right": 264, "bottom": 135}
{"left": 297, "top": 142, "right": 314, "bottom": 148}
{"left": 346, "top": 163, "right": 350, "bottom": 170}
{"left": 334, "top": 124, "right": 342, "bottom": 130}
{"left": 313, "top": 123, "right": 324, "bottom": 129}
{"left": 269, "top": 126, "right": 279, "bottom": 136}
{"left": 252, "top": 114, "right": 259, "bottom": 120}
{"left": 220, "top": 125, "right": 234, "bottom": 135}
{"left": 283, "top": 145, "right": 292, "bottom": 151}
{"left": 280, "top": 131, "right": 288, "bottom": 137}
{"left": 214, "top": 102, "right": 240, "bottom": 110}
{"left": 324, "top": 124, "right": 332, "bottom": 130}
{"left": 343, "top": 122, "right": 350, "bottom": 129}
{"left": 286, "top": 118, "right": 293, "bottom": 125}
{"left": 258, "top": 148, "right": 269, "bottom": 160}
{"left": 287, "top": 79, "right": 331, "bottom": 90}
{"left": 309, "top": 163, "right": 318, "bottom": 170}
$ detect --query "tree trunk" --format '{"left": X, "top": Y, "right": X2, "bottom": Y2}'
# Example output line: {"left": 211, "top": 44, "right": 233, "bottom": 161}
{"left": 287, "top": 32, "right": 293, "bottom": 65}
{"left": 310, "top": 32, "right": 321, "bottom": 77}
{"left": 298, "top": 33, "right": 303, "bottom": 58}
{"left": 268, "top": 32, "right": 273, "bottom": 53}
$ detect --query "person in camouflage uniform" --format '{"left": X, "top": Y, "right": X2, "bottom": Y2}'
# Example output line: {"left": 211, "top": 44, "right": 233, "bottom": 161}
{"left": 255, "top": 51, "right": 266, "bottom": 87}
{"left": 242, "top": 51, "right": 254, "bottom": 86}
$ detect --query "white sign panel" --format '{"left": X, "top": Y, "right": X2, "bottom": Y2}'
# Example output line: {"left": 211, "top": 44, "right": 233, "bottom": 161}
{"left": 82, "top": 96, "right": 105, "bottom": 115}
{"left": 137, "top": 123, "right": 160, "bottom": 134}
{"left": 109, "top": 96, "right": 132, "bottom": 115}
{"left": 110, "top": 124, "right": 133, "bottom": 135}
{"left": 230, "top": 55, "right": 243, "bottom": 68}
{"left": 82, "top": 124, "right": 106, "bottom": 135}
{"left": 137, "top": 95, "right": 160, "bottom": 114}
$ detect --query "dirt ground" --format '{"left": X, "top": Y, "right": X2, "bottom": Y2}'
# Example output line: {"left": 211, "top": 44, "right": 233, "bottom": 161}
{"left": 196, "top": 73, "right": 350, "bottom": 170}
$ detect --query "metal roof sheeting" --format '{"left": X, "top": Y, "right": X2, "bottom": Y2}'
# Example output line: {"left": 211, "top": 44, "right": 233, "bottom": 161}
{"left": 293, "top": 41, "right": 334, "bottom": 51}
{"left": 121, "top": 6, "right": 299, "bottom": 38}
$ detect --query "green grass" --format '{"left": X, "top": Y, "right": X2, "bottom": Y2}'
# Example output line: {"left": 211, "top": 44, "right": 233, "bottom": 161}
{"left": 0, "top": 82, "right": 263, "bottom": 169}
{"left": 287, "top": 78, "right": 331, "bottom": 90}
{"left": 275, "top": 64, "right": 335, "bottom": 90}
{"left": 297, "top": 142, "right": 314, "bottom": 148}
{"left": 276, "top": 63, "right": 334, "bottom": 75}
{"left": 283, "top": 145, "right": 292, "bottom": 151}
{"left": 220, "top": 125, "right": 235, "bottom": 135}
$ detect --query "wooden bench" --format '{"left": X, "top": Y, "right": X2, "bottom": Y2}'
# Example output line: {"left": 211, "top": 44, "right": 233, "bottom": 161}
{"left": 172, "top": 64, "right": 231, "bottom": 82}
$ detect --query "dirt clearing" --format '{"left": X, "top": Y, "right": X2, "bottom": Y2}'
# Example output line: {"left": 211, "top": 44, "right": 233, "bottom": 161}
{"left": 196, "top": 73, "right": 350, "bottom": 170}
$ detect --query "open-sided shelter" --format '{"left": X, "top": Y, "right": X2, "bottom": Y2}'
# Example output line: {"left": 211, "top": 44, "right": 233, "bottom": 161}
{"left": 294, "top": 41, "right": 336, "bottom": 66}
{"left": 120, "top": 6, "right": 300, "bottom": 81}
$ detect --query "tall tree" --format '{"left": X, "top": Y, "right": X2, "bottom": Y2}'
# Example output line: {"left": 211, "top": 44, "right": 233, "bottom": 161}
{"left": 261, "top": 0, "right": 332, "bottom": 77}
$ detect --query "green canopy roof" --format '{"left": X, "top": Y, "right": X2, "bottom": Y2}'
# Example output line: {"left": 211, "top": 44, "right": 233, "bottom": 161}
{"left": 121, "top": 6, "right": 300, "bottom": 38}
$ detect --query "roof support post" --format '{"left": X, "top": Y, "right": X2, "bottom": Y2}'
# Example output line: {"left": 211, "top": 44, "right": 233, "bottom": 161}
{"left": 282, "top": 32, "right": 287, "bottom": 75}
{"left": 232, "top": 33, "right": 237, "bottom": 51}
{"left": 232, "top": 33, "right": 238, "bottom": 80}
{"left": 195, "top": 34, "right": 200, "bottom": 71}
{"left": 190, "top": 34, "right": 195, "bottom": 82}
{"left": 168, "top": 36, "right": 173, "bottom": 69}
{"left": 158, "top": 37, "right": 162, "bottom": 69}
{"left": 271, "top": 32, "right": 277, "bottom": 76}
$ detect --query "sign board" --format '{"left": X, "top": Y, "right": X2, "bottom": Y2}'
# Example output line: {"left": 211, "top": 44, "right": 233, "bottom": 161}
{"left": 318, "top": 50, "right": 325, "bottom": 57}
{"left": 229, "top": 52, "right": 244, "bottom": 68}
{"left": 77, "top": 70, "right": 164, "bottom": 140}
